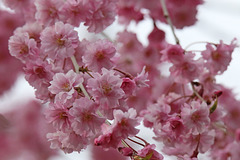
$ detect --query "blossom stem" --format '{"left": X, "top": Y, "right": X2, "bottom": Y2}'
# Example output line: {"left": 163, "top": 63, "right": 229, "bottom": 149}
{"left": 191, "top": 82, "right": 205, "bottom": 102}
{"left": 160, "top": 0, "right": 180, "bottom": 45}
{"left": 134, "top": 136, "right": 149, "bottom": 145}
{"left": 184, "top": 41, "right": 216, "bottom": 51}
{"left": 113, "top": 68, "right": 133, "bottom": 79}
{"left": 127, "top": 138, "right": 145, "bottom": 147}
{"left": 70, "top": 56, "right": 91, "bottom": 99}
{"left": 170, "top": 95, "right": 192, "bottom": 104}
{"left": 121, "top": 139, "right": 137, "bottom": 153}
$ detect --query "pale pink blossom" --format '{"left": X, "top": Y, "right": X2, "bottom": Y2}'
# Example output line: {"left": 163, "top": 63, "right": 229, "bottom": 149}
{"left": 49, "top": 70, "right": 83, "bottom": 102}
{"left": 87, "top": 68, "right": 125, "bottom": 118}
{"left": 198, "top": 130, "right": 215, "bottom": 153}
{"left": 121, "top": 78, "right": 136, "bottom": 96}
{"left": 35, "top": 0, "right": 65, "bottom": 26}
{"left": 202, "top": 39, "right": 238, "bottom": 75}
{"left": 181, "top": 101, "right": 210, "bottom": 134}
{"left": 111, "top": 108, "right": 140, "bottom": 138}
{"left": 24, "top": 57, "right": 54, "bottom": 87}
{"left": 14, "top": 22, "right": 43, "bottom": 46}
{"left": 60, "top": 0, "right": 93, "bottom": 27}
{"left": 9, "top": 32, "right": 39, "bottom": 63}
{"left": 82, "top": 39, "right": 116, "bottom": 72}
{"left": 40, "top": 21, "right": 79, "bottom": 60}
{"left": 169, "top": 52, "right": 203, "bottom": 84}
{"left": 161, "top": 44, "right": 185, "bottom": 64}
{"left": 44, "top": 101, "right": 73, "bottom": 132}
{"left": 69, "top": 97, "right": 105, "bottom": 136}
{"left": 47, "top": 130, "right": 89, "bottom": 153}
{"left": 95, "top": 108, "right": 140, "bottom": 149}
{"left": 84, "top": 0, "right": 117, "bottom": 33}
{"left": 134, "top": 66, "right": 149, "bottom": 88}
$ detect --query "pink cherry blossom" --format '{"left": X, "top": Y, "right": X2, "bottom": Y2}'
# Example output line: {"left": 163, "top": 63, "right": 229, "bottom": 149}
{"left": 95, "top": 108, "right": 140, "bottom": 149}
{"left": 47, "top": 130, "right": 89, "bottom": 153}
{"left": 35, "top": 0, "right": 65, "bottom": 26}
{"left": 69, "top": 97, "right": 105, "bottom": 136}
{"left": 161, "top": 44, "right": 185, "bottom": 64}
{"left": 9, "top": 32, "right": 39, "bottom": 63}
{"left": 134, "top": 66, "right": 149, "bottom": 88}
{"left": 87, "top": 68, "right": 125, "bottom": 118}
{"left": 181, "top": 101, "right": 210, "bottom": 134}
{"left": 40, "top": 21, "right": 79, "bottom": 60}
{"left": 60, "top": 0, "right": 93, "bottom": 27}
{"left": 82, "top": 39, "right": 116, "bottom": 72}
{"left": 44, "top": 101, "right": 73, "bottom": 132}
{"left": 202, "top": 39, "right": 238, "bottom": 75}
{"left": 24, "top": 57, "right": 54, "bottom": 87}
{"left": 49, "top": 70, "right": 83, "bottom": 102}
{"left": 121, "top": 78, "right": 136, "bottom": 96}
{"left": 169, "top": 52, "right": 203, "bottom": 84}
{"left": 84, "top": 0, "right": 117, "bottom": 33}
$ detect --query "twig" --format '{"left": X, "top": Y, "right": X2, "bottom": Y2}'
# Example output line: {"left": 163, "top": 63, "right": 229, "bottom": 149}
{"left": 160, "top": 0, "right": 180, "bottom": 45}
{"left": 70, "top": 56, "right": 91, "bottom": 99}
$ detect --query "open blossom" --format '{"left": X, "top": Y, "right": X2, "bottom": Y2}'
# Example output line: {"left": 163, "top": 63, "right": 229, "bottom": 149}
{"left": 69, "top": 97, "right": 105, "bottom": 136}
{"left": 24, "top": 57, "right": 54, "bottom": 87}
{"left": 201, "top": 39, "right": 238, "bottom": 75}
{"left": 84, "top": 0, "right": 117, "bottom": 33}
{"left": 181, "top": 101, "right": 210, "bottom": 134}
{"left": 9, "top": 32, "right": 39, "bottom": 63}
{"left": 44, "top": 101, "right": 73, "bottom": 132}
{"left": 40, "top": 21, "right": 79, "bottom": 60}
{"left": 134, "top": 66, "right": 149, "bottom": 88}
{"left": 169, "top": 52, "right": 203, "bottom": 84}
{"left": 35, "top": 0, "right": 65, "bottom": 26}
{"left": 87, "top": 68, "right": 125, "bottom": 118}
{"left": 95, "top": 108, "right": 140, "bottom": 149}
{"left": 82, "top": 39, "right": 116, "bottom": 72}
{"left": 60, "top": 0, "right": 93, "bottom": 27}
{"left": 49, "top": 70, "right": 83, "bottom": 102}
{"left": 47, "top": 130, "right": 89, "bottom": 153}
{"left": 161, "top": 44, "right": 185, "bottom": 64}
{"left": 14, "top": 22, "right": 43, "bottom": 46}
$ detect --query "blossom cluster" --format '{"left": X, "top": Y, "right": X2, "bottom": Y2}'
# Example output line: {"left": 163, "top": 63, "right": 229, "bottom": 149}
{"left": 3, "top": 0, "right": 240, "bottom": 160}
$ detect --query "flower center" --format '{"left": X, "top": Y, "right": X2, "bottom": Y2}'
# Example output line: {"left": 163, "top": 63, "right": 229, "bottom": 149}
{"left": 62, "top": 82, "right": 71, "bottom": 92}
{"left": 19, "top": 45, "right": 29, "bottom": 55}
{"left": 102, "top": 83, "right": 112, "bottom": 94}
{"left": 211, "top": 51, "right": 220, "bottom": 60}
{"left": 34, "top": 66, "right": 46, "bottom": 79}
{"left": 96, "top": 51, "right": 105, "bottom": 60}
{"left": 59, "top": 112, "right": 68, "bottom": 119}
{"left": 56, "top": 38, "right": 65, "bottom": 46}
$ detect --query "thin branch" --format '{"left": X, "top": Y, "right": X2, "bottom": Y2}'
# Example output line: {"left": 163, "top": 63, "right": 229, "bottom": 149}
{"left": 184, "top": 41, "right": 216, "bottom": 51}
{"left": 191, "top": 82, "right": 205, "bottom": 103}
{"left": 160, "top": 0, "right": 180, "bottom": 45}
{"left": 127, "top": 138, "right": 145, "bottom": 147}
{"left": 70, "top": 56, "right": 91, "bottom": 99}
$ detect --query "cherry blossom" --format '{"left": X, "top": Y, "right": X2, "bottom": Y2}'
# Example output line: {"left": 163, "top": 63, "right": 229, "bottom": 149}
{"left": 40, "top": 21, "right": 79, "bottom": 60}
{"left": 82, "top": 39, "right": 116, "bottom": 72}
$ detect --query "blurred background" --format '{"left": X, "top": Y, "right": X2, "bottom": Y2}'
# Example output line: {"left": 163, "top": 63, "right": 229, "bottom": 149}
{"left": 0, "top": 0, "right": 240, "bottom": 159}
